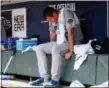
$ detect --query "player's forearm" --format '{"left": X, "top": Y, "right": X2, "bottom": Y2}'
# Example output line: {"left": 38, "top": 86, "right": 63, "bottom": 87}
{"left": 50, "top": 36, "right": 56, "bottom": 42}
{"left": 50, "top": 32, "right": 56, "bottom": 42}
{"left": 68, "top": 29, "right": 74, "bottom": 53}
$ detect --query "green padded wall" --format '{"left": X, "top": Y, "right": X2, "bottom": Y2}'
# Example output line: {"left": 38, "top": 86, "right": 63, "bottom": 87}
{"left": 96, "top": 55, "right": 108, "bottom": 85}
{"left": 1, "top": 51, "right": 108, "bottom": 85}
{"left": 62, "top": 55, "right": 97, "bottom": 85}
{"left": 14, "top": 51, "right": 39, "bottom": 77}
{"left": 1, "top": 51, "right": 14, "bottom": 74}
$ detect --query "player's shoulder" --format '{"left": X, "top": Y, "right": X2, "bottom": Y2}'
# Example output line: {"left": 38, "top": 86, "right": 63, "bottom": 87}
{"left": 62, "top": 8, "right": 75, "bottom": 18}
{"left": 63, "top": 8, "right": 74, "bottom": 14}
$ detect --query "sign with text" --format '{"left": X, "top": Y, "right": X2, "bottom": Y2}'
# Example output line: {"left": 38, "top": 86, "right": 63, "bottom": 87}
{"left": 12, "top": 8, "right": 27, "bottom": 38}
{"left": 49, "top": 3, "right": 76, "bottom": 11}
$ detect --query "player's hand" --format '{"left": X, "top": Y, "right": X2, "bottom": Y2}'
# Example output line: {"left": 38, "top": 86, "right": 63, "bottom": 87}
{"left": 64, "top": 51, "right": 73, "bottom": 60}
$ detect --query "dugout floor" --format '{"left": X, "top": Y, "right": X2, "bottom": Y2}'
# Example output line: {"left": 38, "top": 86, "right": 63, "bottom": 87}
{"left": 0, "top": 74, "right": 91, "bottom": 88}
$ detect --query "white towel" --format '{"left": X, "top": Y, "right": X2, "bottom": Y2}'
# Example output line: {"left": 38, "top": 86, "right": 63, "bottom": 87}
{"left": 90, "top": 81, "right": 108, "bottom": 87}
{"left": 74, "top": 40, "right": 94, "bottom": 70}
{"left": 56, "top": 8, "right": 67, "bottom": 44}
{"left": 74, "top": 53, "right": 88, "bottom": 70}
{"left": 74, "top": 40, "right": 94, "bottom": 54}
{"left": 70, "top": 80, "right": 85, "bottom": 87}
{"left": 21, "top": 45, "right": 36, "bottom": 54}
{"left": 21, "top": 46, "right": 32, "bottom": 54}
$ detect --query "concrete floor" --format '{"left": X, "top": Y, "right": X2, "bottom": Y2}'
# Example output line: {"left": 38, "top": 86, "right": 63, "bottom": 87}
{"left": 1, "top": 79, "right": 70, "bottom": 88}
{"left": 18, "top": 79, "right": 70, "bottom": 88}
{"left": 1, "top": 74, "right": 91, "bottom": 88}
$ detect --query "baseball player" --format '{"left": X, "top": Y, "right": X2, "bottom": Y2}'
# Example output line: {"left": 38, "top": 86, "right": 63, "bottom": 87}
{"left": 29, "top": 7, "right": 83, "bottom": 87}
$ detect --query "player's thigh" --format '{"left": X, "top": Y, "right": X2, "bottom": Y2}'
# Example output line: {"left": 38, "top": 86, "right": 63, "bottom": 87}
{"left": 36, "top": 42, "right": 56, "bottom": 54}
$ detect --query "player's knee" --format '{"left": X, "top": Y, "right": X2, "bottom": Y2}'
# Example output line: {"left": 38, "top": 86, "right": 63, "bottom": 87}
{"left": 35, "top": 44, "right": 43, "bottom": 52}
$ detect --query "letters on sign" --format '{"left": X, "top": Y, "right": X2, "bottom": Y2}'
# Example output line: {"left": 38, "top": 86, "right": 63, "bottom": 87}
{"left": 14, "top": 15, "right": 24, "bottom": 31}
{"left": 49, "top": 3, "right": 76, "bottom": 11}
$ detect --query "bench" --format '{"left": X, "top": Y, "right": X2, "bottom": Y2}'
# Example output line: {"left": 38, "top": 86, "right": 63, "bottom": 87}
{"left": 1, "top": 51, "right": 108, "bottom": 85}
